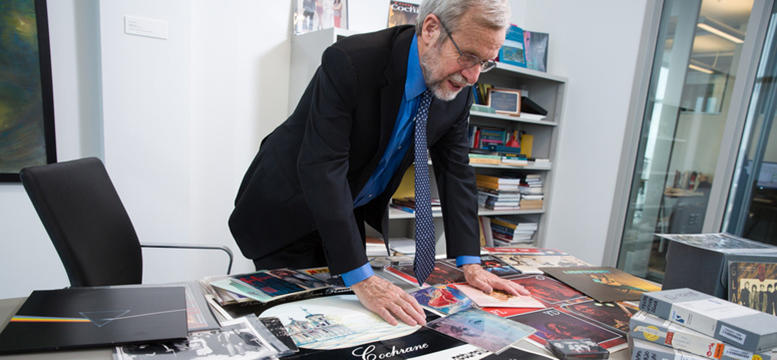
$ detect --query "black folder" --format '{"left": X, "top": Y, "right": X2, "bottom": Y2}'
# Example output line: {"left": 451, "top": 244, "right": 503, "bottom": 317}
{"left": 0, "top": 287, "right": 187, "bottom": 354}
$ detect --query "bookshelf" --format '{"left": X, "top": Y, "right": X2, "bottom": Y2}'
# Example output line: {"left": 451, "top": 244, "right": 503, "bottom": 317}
{"left": 288, "top": 28, "right": 567, "bottom": 252}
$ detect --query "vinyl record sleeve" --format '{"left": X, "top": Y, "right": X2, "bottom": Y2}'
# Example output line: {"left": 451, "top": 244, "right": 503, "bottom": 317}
{"left": 540, "top": 266, "right": 661, "bottom": 302}
{"left": 0, "top": 287, "right": 187, "bottom": 355}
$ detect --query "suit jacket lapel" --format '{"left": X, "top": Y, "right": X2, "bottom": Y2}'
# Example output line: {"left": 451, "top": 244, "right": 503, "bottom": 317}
{"left": 377, "top": 27, "right": 416, "bottom": 157}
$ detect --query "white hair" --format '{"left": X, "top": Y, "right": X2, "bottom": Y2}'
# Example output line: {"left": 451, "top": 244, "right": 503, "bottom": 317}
{"left": 415, "top": 0, "right": 511, "bottom": 37}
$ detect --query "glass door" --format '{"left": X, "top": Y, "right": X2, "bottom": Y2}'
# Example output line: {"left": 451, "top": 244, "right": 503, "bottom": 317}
{"left": 724, "top": 2, "right": 777, "bottom": 246}
{"left": 617, "top": 0, "right": 755, "bottom": 282}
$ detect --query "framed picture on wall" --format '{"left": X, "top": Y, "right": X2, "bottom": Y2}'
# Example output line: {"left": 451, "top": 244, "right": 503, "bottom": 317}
{"left": 0, "top": 0, "right": 56, "bottom": 182}
{"left": 293, "top": 0, "right": 349, "bottom": 35}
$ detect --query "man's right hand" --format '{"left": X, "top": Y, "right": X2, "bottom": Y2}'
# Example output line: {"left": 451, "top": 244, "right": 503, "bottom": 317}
{"left": 350, "top": 275, "right": 426, "bottom": 326}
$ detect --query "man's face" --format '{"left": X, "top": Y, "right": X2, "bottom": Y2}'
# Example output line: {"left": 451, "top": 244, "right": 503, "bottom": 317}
{"left": 420, "top": 12, "right": 505, "bottom": 101}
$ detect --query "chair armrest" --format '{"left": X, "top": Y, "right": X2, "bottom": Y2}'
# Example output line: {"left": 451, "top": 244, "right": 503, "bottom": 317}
{"left": 140, "top": 242, "right": 234, "bottom": 275}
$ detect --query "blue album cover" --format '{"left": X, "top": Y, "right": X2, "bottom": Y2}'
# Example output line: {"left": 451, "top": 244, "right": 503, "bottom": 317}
{"left": 499, "top": 25, "right": 526, "bottom": 68}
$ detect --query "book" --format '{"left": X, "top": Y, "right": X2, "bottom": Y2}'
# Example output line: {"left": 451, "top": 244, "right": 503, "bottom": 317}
{"left": 629, "top": 311, "right": 775, "bottom": 360}
{"left": 499, "top": 25, "right": 527, "bottom": 67}
{"left": 387, "top": 0, "right": 418, "bottom": 27}
{"left": 547, "top": 338, "right": 609, "bottom": 360}
{"left": 631, "top": 338, "right": 709, "bottom": 360}
{"left": 426, "top": 308, "right": 536, "bottom": 353}
{"left": 0, "top": 287, "right": 187, "bottom": 355}
{"left": 541, "top": 266, "right": 662, "bottom": 302}
{"left": 639, "top": 288, "right": 777, "bottom": 352}
{"left": 455, "top": 283, "right": 546, "bottom": 308}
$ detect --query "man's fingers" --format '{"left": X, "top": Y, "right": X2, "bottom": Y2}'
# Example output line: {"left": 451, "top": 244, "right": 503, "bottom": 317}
{"left": 387, "top": 303, "right": 417, "bottom": 326}
{"left": 401, "top": 291, "right": 425, "bottom": 314}
{"left": 376, "top": 307, "right": 399, "bottom": 326}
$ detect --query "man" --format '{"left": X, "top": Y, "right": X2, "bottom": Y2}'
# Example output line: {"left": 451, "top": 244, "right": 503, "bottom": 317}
{"left": 229, "top": 0, "right": 527, "bottom": 326}
{"left": 740, "top": 281, "right": 750, "bottom": 307}
{"left": 766, "top": 284, "right": 775, "bottom": 315}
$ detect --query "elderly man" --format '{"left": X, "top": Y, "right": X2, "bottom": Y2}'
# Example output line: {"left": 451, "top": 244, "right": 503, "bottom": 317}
{"left": 229, "top": 0, "right": 527, "bottom": 326}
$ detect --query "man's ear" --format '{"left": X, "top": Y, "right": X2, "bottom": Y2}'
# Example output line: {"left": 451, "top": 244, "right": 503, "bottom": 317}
{"left": 420, "top": 14, "right": 441, "bottom": 47}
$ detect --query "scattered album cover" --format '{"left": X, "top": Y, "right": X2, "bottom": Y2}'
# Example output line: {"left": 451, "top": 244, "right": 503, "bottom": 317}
{"left": 260, "top": 295, "right": 419, "bottom": 350}
{"left": 497, "top": 254, "right": 591, "bottom": 274}
{"left": 266, "top": 268, "right": 329, "bottom": 290}
{"left": 481, "top": 307, "right": 538, "bottom": 318}
{"left": 480, "top": 255, "right": 522, "bottom": 276}
{"left": 233, "top": 271, "right": 306, "bottom": 298}
{"left": 386, "top": 261, "right": 466, "bottom": 286}
{"left": 540, "top": 267, "right": 661, "bottom": 302}
{"left": 560, "top": 301, "right": 638, "bottom": 334}
{"left": 547, "top": 338, "right": 609, "bottom": 360}
{"left": 484, "top": 247, "right": 567, "bottom": 255}
{"left": 113, "top": 317, "right": 275, "bottom": 360}
{"left": 482, "top": 346, "right": 558, "bottom": 360}
{"left": 411, "top": 284, "right": 473, "bottom": 315}
{"left": 426, "top": 308, "right": 535, "bottom": 354}
{"left": 455, "top": 284, "right": 545, "bottom": 309}
{"left": 728, "top": 261, "right": 777, "bottom": 314}
{"left": 259, "top": 316, "right": 299, "bottom": 353}
{"left": 507, "top": 274, "right": 587, "bottom": 306}
{"left": 508, "top": 308, "right": 624, "bottom": 349}
{"left": 387, "top": 0, "right": 418, "bottom": 27}
{"left": 655, "top": 233, "right": 775, "bottom": 251}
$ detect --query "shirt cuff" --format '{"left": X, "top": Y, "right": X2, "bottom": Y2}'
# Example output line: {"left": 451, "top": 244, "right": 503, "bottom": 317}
{"left": 456, "top": 256, "right": 481, "bottom": 267}
{"left": 341, "top": 262, "right": 375, "bottom": 287}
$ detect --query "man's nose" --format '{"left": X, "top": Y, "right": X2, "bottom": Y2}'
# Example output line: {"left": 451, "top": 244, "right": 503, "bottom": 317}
{"left": 460, "top": 64, "right": 481, "bottom": 84}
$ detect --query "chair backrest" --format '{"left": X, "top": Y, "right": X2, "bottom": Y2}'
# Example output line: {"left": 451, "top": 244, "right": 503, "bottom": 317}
{"left": 20, "top": 157, "right": 143, "bottom": 286}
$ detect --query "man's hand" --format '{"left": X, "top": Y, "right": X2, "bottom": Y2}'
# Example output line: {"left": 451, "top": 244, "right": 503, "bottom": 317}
{"left": 351, "top": 275, "right": 427, "bottom": 326}
{"left": 462, "top": 263, "right": 530, "bottom": 296}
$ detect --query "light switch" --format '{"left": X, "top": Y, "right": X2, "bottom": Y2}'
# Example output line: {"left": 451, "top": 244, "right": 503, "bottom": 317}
{"left": 124, "top": 15, "right": 168, "bottom": 40}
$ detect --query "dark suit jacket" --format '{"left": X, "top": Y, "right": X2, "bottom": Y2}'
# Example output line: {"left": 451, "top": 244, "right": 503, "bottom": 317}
{"left": 228, "top": 25, "right": 479, "bottom": 275}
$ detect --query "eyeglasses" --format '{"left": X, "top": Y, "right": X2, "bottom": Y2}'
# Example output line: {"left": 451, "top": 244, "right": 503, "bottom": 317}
{"left": 439, "top": 20, "right": 497, "bottom": 73}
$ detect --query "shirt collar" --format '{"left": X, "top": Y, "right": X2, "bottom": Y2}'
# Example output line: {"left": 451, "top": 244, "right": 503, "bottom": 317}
{"left": 405, "top": 35, "right": 427, "bottom": 101}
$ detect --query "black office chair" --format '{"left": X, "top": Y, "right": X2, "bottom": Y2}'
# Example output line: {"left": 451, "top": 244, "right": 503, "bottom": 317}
{"left": 20, "top": 157, "right": 233, "bottom": 287}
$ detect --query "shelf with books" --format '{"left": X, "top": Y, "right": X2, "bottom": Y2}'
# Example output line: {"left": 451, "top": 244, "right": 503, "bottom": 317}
{"left": 471, "top": 163, "right": 551, "bottom": 171}
{"left": 469, "top": 110, "right": 557, "bottom": 126}
{"left": 388, "top": 206, "right": 544, "bottom": 220}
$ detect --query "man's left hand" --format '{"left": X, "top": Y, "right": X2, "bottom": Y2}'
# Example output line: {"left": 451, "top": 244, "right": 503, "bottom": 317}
{"left": 461, "top": 263, "right": 530, "bottom": 296}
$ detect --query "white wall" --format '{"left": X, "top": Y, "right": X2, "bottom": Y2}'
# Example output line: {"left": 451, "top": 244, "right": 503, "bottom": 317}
{"left": 514, "top": 1, "right": 649, "bottom": 265}
{"left": 0, "top": 0, "right": 649, "bottom": 298}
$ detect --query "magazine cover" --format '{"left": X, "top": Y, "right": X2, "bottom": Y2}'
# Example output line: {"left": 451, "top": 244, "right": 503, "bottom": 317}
{"left": 411, "top": 284, "right": 473, "bottom": 316}
{"left": 541, "top": 266, "right": 661, "bottom": 302}
{"left": 508, "top": 308, "right": 625, "bottom": 350}
{"left": 728, "top": 261, "right": 777, "bottom": 314}
{"left": 655, "top": 233, "right": 776, "bottom": 252}
{"left": 507, "top": 274, "right": 587, "bottom": 306}
{"left": 560, "top": 300, "right": 638, "bottom": 334}
{"left": 426, "top": 308, "right": 535, "bottom": 353}
{"left": 455, "top": 284, "right": 545, "bottom": 308}
{"left": 496, "top": 254, "right": 590, "bottom": 274}
{"left": 293, "top": 0, "right": 348, "bottom": 35}
{"left": 387, "top": 1, "right": 419, "bottom": 27}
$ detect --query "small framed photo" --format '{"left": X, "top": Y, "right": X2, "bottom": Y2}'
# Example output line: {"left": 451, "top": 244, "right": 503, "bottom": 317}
{"left": 487, "top": 88, "right": 522, "bottom": 115}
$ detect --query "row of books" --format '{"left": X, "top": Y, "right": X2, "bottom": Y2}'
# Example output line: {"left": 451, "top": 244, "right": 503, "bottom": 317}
{"left": 630, "top": 288, "right": 777, "bottom": 360}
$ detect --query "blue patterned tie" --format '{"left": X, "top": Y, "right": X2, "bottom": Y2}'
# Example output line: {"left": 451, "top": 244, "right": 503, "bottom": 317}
{"left": 414, "top": 89, "right": 435, "bottom": 286}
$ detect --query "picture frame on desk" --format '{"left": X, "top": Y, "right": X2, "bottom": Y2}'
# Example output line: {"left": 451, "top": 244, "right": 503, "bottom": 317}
{"left": 0, "top": 0, "right": 56, "bottom": 182}
{"left": 487, "top": 88, "right": 521, "bottom": 116}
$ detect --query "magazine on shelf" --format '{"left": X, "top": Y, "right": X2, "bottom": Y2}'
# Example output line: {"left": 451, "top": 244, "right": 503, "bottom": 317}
{"left": 387, "top": 0, "right": 418, "bottom": 27}
{"left": 293, "top": 0, "right": 348, "bottom": 35}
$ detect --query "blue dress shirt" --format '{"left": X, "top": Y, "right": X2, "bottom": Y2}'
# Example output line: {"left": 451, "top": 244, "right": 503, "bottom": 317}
{"left": 342, "top": 36, "right": 479, "bottom": 287}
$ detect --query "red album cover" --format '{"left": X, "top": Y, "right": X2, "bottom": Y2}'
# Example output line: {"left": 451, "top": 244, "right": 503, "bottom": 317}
{"left": 560, "top": 300, "right": 638, "bottom": 334}
{"left": 386, "top": 261, "right": 466, "bottom": 286}
{"left": 508, "top": 308, "right": 625, "bottom": 350}
{"left": 507, "top": 274, "right": 588, "bottom": 306}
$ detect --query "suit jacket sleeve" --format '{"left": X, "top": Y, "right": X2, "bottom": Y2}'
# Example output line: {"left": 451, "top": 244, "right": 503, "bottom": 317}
{"left": 296, "top": 45, "right": 367, "bottom": 275}
{"left": 430, "top": 90, "right": 480, "bottom": 258}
